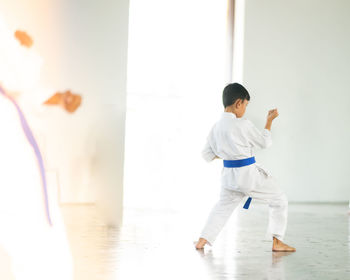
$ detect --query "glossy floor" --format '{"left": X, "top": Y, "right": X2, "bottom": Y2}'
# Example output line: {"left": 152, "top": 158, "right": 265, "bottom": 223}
{"left": 62, "top": 203, "right": 349, "bottom": 280}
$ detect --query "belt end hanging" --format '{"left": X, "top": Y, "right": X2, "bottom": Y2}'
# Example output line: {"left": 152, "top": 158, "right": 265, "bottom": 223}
{"left": 243, "top": 197, "right": 252, "bottom": 209}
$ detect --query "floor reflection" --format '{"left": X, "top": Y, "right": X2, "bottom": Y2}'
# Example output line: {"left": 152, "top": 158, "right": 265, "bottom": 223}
{"left": 58, "top": 203, "right": 349, "bottom": 280}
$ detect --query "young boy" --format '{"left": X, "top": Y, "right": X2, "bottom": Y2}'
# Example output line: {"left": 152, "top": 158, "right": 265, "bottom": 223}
{"left": 195, "top": 83, "right": 295, "bottom": 252}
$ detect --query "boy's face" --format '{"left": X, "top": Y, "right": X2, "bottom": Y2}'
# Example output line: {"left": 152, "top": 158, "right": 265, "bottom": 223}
{"left": 235, "top": 99, "right": 249, "bottom": 118}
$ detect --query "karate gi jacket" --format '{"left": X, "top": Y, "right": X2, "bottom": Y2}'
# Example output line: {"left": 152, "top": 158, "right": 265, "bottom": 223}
{"left": 202, "top": 112, "right": 272, "bottom": 193}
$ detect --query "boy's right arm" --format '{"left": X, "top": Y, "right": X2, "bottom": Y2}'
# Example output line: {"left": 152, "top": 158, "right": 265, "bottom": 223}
{"left": 245, "top": 121, "right": 272, "bottom": 149}
{"left": 245, "top": 109, "right": 279, "bottom": 149}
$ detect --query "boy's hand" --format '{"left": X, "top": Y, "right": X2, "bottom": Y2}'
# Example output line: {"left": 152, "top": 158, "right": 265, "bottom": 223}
{"left": 267, "top": 109, "right": 279, "bottom": 122}
{"left": 62, "top": 90, "right": 82, "bottom": 113}
{"left": 14, "top": 30, "right": 33, "bottom": 48}
{"left": 44, "top": 90, "right": 82, "bottom": 113}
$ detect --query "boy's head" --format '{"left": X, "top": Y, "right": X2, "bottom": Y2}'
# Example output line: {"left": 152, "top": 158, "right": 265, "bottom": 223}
{"left": 222, "top": 83, "right": 250, "bottom": 118}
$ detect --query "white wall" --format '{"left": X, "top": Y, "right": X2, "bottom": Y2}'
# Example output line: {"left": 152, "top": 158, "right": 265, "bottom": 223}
{"left": 242, "top": 0, "right": 350, "bottom": 202}
{"left": 0, "top": 0, "right": 130, "bottom": 224}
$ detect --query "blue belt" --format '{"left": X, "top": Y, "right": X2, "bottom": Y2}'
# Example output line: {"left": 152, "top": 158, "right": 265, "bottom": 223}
{"left": 223, "top": 157, "right": 255, "bottom": 209}
{"left": 223, "top": 156, "right": 256, "bottom": 168}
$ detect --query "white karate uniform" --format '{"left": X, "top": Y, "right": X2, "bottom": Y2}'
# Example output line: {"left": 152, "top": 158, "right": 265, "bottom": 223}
{"left": 0, "top": 93, "right": 73, "bottom": 280}
{"left": 0, "top": 16, "right": 72, "bottom": 280}
{"left": 199, "top": 112, "right": 288, "bottom": 245}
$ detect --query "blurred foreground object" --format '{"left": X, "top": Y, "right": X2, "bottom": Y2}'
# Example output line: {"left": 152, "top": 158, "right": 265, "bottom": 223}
{"left": 0, "top": 17, "right": 74, "bottom": 279}
{"left": 44, "top": 90, "right": 82, "bottom": 113}
{"left": 13, "top": 29, "right": 82, "bottom": 114}
{"left": 14, "top": 30, "right": 33, "bottom": 48}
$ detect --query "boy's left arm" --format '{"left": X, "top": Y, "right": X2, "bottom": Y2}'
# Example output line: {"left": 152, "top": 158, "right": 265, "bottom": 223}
{"left": 201, "top": 140, "right": 217, "bottom": 162}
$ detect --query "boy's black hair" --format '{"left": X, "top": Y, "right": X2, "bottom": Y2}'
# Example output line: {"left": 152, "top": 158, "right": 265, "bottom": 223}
{"left": 222, "top": 83, "right": 250, "bottom": 108}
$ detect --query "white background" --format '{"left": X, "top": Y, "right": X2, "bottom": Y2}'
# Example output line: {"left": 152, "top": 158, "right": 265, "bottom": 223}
{"left": 242, "top": 0, "right": 350, "bottom": 202}
{"left": 125, "top": 0, "right": 350, "bottom": 212}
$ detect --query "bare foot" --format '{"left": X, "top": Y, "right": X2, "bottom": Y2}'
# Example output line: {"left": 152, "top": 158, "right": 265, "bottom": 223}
{"left": 195, "top": 238, "right": 207, "bottom": 249}
{"left": 272, "top": 237, "right": 296, "bottom": 252}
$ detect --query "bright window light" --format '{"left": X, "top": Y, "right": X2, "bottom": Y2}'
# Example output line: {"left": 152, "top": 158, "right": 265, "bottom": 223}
{"left": 125, "top": 0, "right": 229, "bottom": 213}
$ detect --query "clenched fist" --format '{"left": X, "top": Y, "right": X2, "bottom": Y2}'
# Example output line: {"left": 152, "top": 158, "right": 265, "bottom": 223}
{"left": 44, "top": 90, "right": 82, "bottom": 113}
{"left": 267, "top": 108, "right": 279, "bottom": 122}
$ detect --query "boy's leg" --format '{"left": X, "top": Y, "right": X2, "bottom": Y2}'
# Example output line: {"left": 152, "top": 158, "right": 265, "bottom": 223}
{"left": 249, "top": 176, "right": 295, "bottom": 252}
{"left": 196, "top": 187, "right": 244, "bottom": 248}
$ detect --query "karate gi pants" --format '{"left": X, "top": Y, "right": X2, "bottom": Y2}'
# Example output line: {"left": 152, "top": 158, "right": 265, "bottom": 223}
{"left": 199, "top": 176, "right": 288, "bottom": 246}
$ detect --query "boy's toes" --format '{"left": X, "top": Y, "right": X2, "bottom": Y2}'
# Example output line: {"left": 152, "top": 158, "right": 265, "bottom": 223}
{"left": 195, "top": 238, "right": 207, "bottom": 249}
{"left": 272, "top": 244, "right": 296, "bottom": 252}
{"left": 272, "top": 238, "right": 296, "bottom": 252}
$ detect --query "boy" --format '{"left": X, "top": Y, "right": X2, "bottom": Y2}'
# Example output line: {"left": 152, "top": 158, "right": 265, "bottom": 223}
{"left": 195, "top": 83, "right": 295, "bottom": 252}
